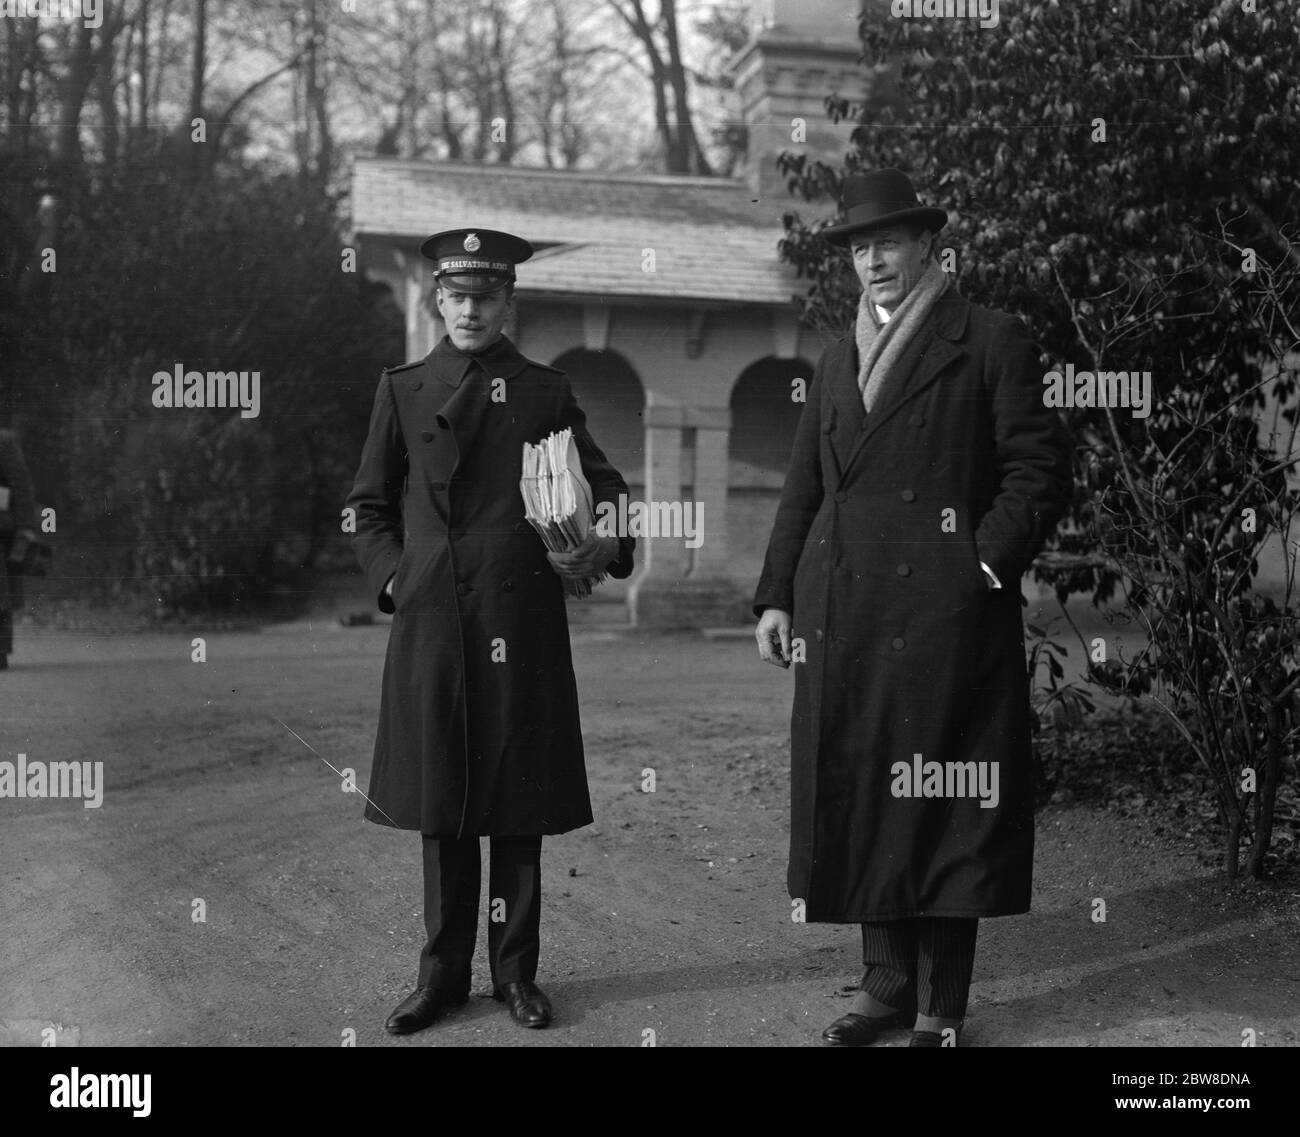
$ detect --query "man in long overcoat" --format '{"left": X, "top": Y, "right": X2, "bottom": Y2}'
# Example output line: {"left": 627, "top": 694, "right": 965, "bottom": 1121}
{"left": 754, "top": 170, "right": 1072, "bottom": 1046}
{"left": 347, "top": 228, "right": 634, "bottom": 1034}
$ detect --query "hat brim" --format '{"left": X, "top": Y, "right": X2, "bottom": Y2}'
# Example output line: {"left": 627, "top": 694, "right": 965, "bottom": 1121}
{"left": 822, "top": 206, "right": 949, "bottom": 247}
{"left": 435, "top": 272, "right": 514, "bottom": 296}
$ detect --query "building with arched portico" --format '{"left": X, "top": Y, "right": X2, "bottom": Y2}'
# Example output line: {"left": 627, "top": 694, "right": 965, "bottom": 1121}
{"left": 349, "top": 0, "right": 873, "bottom": 626}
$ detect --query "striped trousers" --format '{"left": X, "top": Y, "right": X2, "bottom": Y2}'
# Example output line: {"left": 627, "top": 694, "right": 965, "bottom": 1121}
{"left": 858, "top": 917, "right": 979, "bottom": 1019}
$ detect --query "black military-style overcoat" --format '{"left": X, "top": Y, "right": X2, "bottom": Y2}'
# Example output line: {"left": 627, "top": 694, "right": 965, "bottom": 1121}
{"left": 347, "top": 335, "right": 634, "bottom": 836}
{"left": 754, "top": 290, "right": 1072, "bottom": 922}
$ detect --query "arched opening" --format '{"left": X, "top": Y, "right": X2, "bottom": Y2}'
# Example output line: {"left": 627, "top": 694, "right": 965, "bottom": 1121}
{"left": 728, "top": 355, "right": 813, "bottom": 586}
{"left": 550, "top": 348, "right": 646, "bottom": 495}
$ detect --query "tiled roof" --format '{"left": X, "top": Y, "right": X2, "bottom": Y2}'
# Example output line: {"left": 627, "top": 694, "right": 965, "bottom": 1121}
{"left": 351, "top": 158, "right": 805, "bottom": 305}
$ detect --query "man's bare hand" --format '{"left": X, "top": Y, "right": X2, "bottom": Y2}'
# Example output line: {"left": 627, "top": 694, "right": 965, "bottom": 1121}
{"left": 756, "top": 608, "right": 792, "bottom": 668}
{"left": 547, "top": 532, "right": 619, "bottom": 578}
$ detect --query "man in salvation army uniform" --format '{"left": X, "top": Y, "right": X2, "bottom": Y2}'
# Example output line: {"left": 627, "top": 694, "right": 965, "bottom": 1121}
{"left": 346, "top": 228, "right": 635, "bottom": 1034}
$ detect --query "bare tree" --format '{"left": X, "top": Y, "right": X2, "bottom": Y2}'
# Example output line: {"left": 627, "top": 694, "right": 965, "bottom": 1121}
{"left": 188, "top": 0, "right": 208, "bottom": 172}
{"left": 608, "top": 0, "right": 713, "bottom": 174}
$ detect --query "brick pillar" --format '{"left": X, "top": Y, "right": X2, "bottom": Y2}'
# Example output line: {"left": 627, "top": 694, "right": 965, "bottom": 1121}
{"left": 641, "top": 404, "right": 688, "bottom": 580}
{"left": 395, "top": 246, "right": 441, "bottom": 359}
{"left": 401, "top": 252, "right": 424, "bottom": 360}
{"left": 629, "top": 401, "right": 748, "bottom": 628}
{"left": 688, "top": 406, "right": 732, "bottom": 577}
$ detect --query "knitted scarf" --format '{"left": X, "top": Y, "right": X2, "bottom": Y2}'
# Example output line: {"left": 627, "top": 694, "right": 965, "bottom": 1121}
{"left": 855, "top": 258, "right": 950, "bottom": 413}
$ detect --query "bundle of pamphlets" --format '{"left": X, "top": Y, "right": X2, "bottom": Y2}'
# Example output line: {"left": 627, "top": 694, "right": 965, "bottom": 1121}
{"left": 520, "top": 428, "right": 605, "bottom": 598}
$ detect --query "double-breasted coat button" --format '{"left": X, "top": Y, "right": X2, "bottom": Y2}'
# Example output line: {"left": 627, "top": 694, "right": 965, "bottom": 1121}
{"left": 501, "top": 581, "right": 514, "bottom": 592}
{"left": 901, "top": 489, "right": 917, "bottom": 502}
{"left": 409, "top": 379, "right": 422, "bottom": 391}
{"left": 908, "top": 413, "right": 924, "bottom": 427}
{"left": 512, "top": 522, "right": 526, "bottom": 534}
{"left": 456, "top": 582, "right": 469, "bottom": 596}
{"left": 815, "top": 629, "right": 824, "bottom": 643}
{"left": 421, "top": 430, "right": 434, "bottom": 442}
{"left": 891, "top": 636, "right": 906, "bottom": 650}
{"left": 896, "top": 563, "right": 911, "bottom": 576}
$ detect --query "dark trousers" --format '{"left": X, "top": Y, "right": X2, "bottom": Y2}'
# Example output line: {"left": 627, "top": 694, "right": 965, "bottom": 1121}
{"left": 418, "top": 835, "right": 542, "bottom": 991}
{"left": 858, "top": 917, "right": 979, "bottom": 1019}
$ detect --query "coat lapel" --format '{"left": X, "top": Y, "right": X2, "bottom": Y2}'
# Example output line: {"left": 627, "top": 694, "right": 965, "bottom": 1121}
{"left": 824, "top": 339, "right": 862, "bottom": 483}
{"left": 437, "top": 364, "right": 489, "bottom": 473}
{"left": 839, "top": 292, "right": 970, "bottom": 483}
{"left": 390, "top": 357, "right": 453, "bottom": 525}
{"left": 426, "top": 335, "right": 529, "bottom": 478}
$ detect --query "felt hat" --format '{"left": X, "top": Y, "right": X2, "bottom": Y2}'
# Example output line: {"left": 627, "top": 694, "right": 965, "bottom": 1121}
{"left": 821, "top": 169, "right": 948, "bottom": 246}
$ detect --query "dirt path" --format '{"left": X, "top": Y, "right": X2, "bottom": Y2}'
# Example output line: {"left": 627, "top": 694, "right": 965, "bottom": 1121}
{"left": 3, "top": 616, "right": 1297, "bottom": 1047}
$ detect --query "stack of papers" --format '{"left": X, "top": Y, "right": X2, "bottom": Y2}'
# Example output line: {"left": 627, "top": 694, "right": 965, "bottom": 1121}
{"left": 520, "top": 428, "right": 605, "bottom": 598}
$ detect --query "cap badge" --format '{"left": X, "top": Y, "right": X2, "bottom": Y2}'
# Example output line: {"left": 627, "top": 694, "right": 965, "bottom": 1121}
{"left": 463, "top": 232, "right": 480, "bottom": 252}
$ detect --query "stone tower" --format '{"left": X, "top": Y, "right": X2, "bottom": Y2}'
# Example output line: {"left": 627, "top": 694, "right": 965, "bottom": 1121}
{"left": 729, "top": 0, "right": 877, "bottom": 207}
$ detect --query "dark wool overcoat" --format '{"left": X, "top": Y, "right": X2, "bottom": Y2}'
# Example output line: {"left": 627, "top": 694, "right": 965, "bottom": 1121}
{"left": 347, "top": 335, "right": 634, "bottom": 837}
{"left": 754, "top": 290, "right": 1072, "bottom": 922}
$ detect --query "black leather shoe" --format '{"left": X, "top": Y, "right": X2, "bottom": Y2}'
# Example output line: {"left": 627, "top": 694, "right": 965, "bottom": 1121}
{"left": 494, "top": 980, "right": 552, "bottom": 1028}
{"left": 384, "top": 985, "right": 469, "bottom": 1035}
{"left": 909, "top": 1028, "right": 958, "bottom": 1047}
{"left": 821, "top": 1009, "right": 913, "bottom": 1046}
